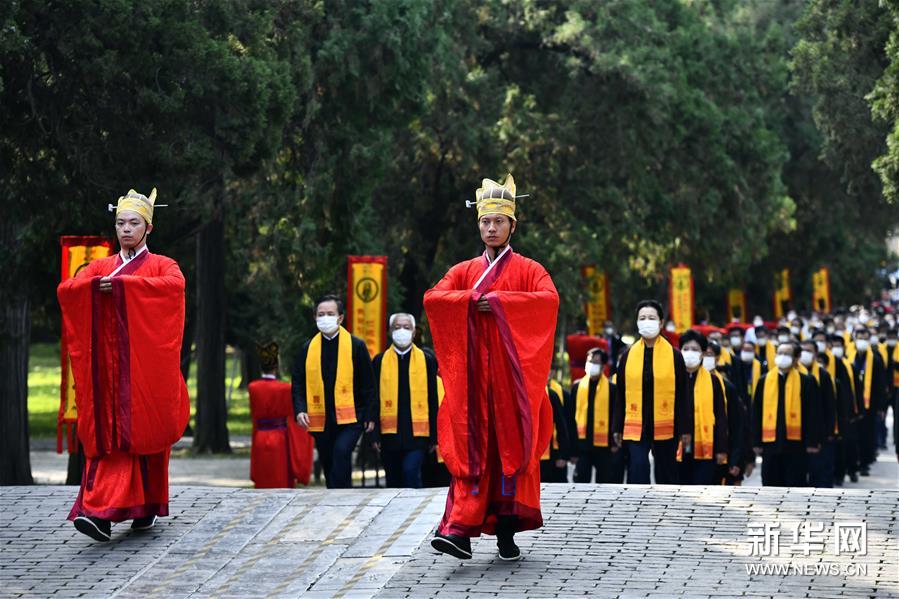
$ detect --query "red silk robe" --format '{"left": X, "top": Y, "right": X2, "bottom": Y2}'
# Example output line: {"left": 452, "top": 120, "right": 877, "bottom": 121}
{"left": 248, "top": 378, "right": 314, "bottom": 488}
{"left": 423, "top": 248, "right": 558, "bottom": 537}
{"left": 57, "top": 250, "right": 190, "bottom": 521}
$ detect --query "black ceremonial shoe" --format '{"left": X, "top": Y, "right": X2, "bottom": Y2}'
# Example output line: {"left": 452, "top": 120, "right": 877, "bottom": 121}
{"left": 496, "top": 534, "right": 521, "bottom": 561}
{"left": 131, "top": 515, "right": 157, "bottom": 531}
{"left": 74, "top": 516, "right": 111, "bottom": 542}
{"left": 431, "top": 532, "right": 472, "bottom": 560}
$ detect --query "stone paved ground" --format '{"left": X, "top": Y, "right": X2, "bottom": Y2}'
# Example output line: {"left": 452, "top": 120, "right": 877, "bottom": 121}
{"left": 1, "top": 482, "right": 897, "bottom": 598}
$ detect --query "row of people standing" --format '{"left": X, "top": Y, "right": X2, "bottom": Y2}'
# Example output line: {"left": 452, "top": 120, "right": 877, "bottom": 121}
{"left": 540, "top": 302, "right": 895, "bottom": 487}
{"left": 255, "top": 295, "right": 442, "bottom": 490}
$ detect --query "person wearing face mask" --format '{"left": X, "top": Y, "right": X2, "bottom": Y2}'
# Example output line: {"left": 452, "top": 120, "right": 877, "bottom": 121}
{"left": 752, "top": 342, "right": 821, "bottom": 487}
{"left": 612, "top": 300, "right": 691, "bottom": 485}
{"left": 885, "top": 328, "right": 899, "bottom": 451}
{"left": 370, "top": 313, "right": 439, "bottom": 489}
{"left": 775, "top": 325, "right": 793, "bottom": 347}
{"left": 541, "top": 371, "right": 574, "bottom": 483}
{"left": 570, "top": 348, "right": 622, "bottom": 484}
{"left": 754, "top": 326, "right": 777, "bottom": 371}
{"left": 675, "top": 331, "right": 728, "bottom": 485}
{"left": 726, "top": 325, "right": 745, "bottom": 363}
{"left": 292, "top": 295, "right": 376, "bottom": 489}
{"left": 850, "top": 327, "right": 888, "bottom": 477}
{"left": 798, "top": 340, "right": 836, "bottom": 488}
{"left": 706, "top": 341, "right": 748, "bottom": 485}
{"left": 731, "top": 341, "right": 762, "bottom": 407}
{"left": 708, "top": 329, "right": 731, "bottom": 374}
{"left": 424, "top": 175, "right": 559, "bottom": 562}
{"left": 828, "top": 335, "right": 861, "bottom": 484}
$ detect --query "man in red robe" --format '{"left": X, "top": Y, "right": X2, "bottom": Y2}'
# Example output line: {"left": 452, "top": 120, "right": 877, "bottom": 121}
{"left": 249, "top": 342, "right": 314, "bottom": 488}
{"left": 57, "top": 188, "right": 189, "bottom": 542}
{"left": 424, "top": 174, "right": 559, "bottom": 561}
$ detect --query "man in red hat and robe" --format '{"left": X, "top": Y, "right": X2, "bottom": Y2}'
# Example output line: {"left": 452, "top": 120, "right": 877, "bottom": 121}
{"left": 58, "top": 188, "right": 189, "bottom": 542}
{"left": 424, "top": 174, "right": 559, "bottom": 561}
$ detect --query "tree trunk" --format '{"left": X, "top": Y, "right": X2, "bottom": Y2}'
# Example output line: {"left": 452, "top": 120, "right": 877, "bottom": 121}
{"left": 0, "top": 290, "right": 34, "bottom": 485}
{"left": 241, "top": 342, "right": 261, "bottom": 388}
{"left": 180, "top": 316, "right": 195, "bottom": 437}
{"left": 193, "top": 209, "right": 230, "bottom": 453}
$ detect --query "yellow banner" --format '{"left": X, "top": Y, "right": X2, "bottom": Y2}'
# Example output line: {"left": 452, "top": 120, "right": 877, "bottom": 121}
{"left": 59, "top": 236, "right": 113, "bottom": 452}
{"left": 773, "top": 268, "right": 791, "bottom": 318}
{"left": 582, "top": 265, "right": 610, "bottom": 336}
{"left": 812, "top": 267, "right": 831, "bottom": 313}
{"left": 347, "top": 256, "right": 387, "bottom": 357}
{"left": 669, "top": 265, "right": 694, "bottom": 333}
{"left": 727, "top": 288, "right": 747, "bottom": 322}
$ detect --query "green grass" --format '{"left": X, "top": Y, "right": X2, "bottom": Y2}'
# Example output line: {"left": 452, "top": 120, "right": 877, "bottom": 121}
{"left": 28, "top": 342, "right": 253, "bottom": 439}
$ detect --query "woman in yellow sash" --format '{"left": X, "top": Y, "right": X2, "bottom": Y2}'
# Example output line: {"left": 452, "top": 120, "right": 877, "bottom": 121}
{"left": 570, "top": 348, "right": 623, "bottom": 484}
{"left": 612, "top": 300, "right": 691, "bottom": 484}
{"left": 676, "top": 330, "right": 728, "bottom": 485}
{"left": 292, "top": 295, "right": 376, "bottom": 488}
{"left": 751, "top": 342, "right": 821, "bottom": 487}
{"left": 371, "top": 313, "right": 439, "bottom": 489}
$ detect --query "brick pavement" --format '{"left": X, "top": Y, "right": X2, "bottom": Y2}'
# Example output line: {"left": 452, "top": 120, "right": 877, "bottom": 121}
{"left": 1, "top": 483, "right": 896, "bottom": 598}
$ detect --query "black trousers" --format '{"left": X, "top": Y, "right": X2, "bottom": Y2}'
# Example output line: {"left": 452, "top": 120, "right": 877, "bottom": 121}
{"left": 574, "top": 447, "right": 624, "bottom": 483}
{"left": 314, "top": 423, "right": 362, "bottom": 489}
{"left": 761, "top": 445, "right": 807, "bottom": 487}
{"left": 540, "top": 459, "right": 569, "bottom": 483}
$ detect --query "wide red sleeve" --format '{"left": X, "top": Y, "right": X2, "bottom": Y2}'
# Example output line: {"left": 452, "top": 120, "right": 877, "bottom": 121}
{"left": 485, "top": 265, "right": 559, "bottom": 469}
{"left": 116, "top": 258, "right": 190, "bottom": 454}
{"left": 423, "top": 263, "right": 477, "bottom": 479}
{"left": 58, "top": 274, "right": 99, "bottom": 455}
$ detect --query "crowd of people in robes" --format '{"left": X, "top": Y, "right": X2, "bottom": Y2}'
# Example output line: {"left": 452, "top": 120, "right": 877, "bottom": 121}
{"left": 59, "top": 181, "right": 895, "bottom": 559}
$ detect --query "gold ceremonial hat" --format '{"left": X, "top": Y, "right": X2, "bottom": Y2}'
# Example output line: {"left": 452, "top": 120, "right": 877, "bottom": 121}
{"left": 110, "top": 188, "right": 158, "bottom": 224}
{"left": 471, "top": 174, "right": 518, "bottom": 221}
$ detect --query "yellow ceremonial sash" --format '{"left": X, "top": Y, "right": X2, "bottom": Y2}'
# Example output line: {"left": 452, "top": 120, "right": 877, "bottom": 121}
{"left": 717, "top": 349, "right": 732, "bottom": 368}
{"left": 379, "top": 345, "right": 429, "bottom": 436}
{"left": 846, "top": 341, "right": 857, "bottom": 363}
{"left": 761, "top": 342, "right": 777, "bottom": 370}
{"left": 825, "top": 351, "right": 837, "bottom": 389}
{"left": 749, "top": 358, "right": 762, "bottom": 399}
{"left": 541, "top": 379, "right": 565, "bottom": 460}
{"left": 623, "top": 337, "right": 675, "bottom": 441}
{"left": 575, "top": 374, "right": 610, "bottom": 447}
{"left": 761, "top": 368, "right": 802, "bottom": 443}
{"left": 877, "top": 343, "right": 888, "bottom": 366}
{"left": 677, "top": 368, "right": 716, "bottom": 461}
{"left": 305, "top": 327, "right": 355, "bottom": 431}
{"left": 860, "top": 350, "right": 874, "bottom": 410}
{"left": 436, "top": 376, "right": 446, "bottom": 463}
{"left": 893, "top": 344, "right": 899, "bottom": 387}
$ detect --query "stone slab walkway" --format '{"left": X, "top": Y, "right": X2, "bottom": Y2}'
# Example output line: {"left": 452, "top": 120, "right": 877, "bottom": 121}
{"left": 1, "top": 484, "right": 896, "bottom": 598}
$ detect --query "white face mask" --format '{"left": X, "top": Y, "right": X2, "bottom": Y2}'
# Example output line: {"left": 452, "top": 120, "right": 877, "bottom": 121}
{"left": 826, "top": 326, "right": 835, "bottom": 334}
{"left": 777, "top": 334, "right": 790, "bottom": 344}
{"left": 604, "top": 327, "right": 615, "bottom": 336}
{"left": 730, "top": 336, "right": 742, "bottom": 348}
{"left": 665, "top": 322, "right": 677, "bottom": 333}
{"left": 791, "top": 326, "right": 800, "bottom": 336}
{"left": 832, "top": 346, "right": 845, "bottom": 359}
{"left": 756, "top": 337, "right": 768, "bottom": 347}
{"left": 316, "top": 315, "right": 340, "bottom": 335}
{"left": 753, "top": 317, "right": 764, "bottom": 327}
{"left": 775, "top": 354, "right": 794, "bottom": 370}
{"left": 682, "top": 350, "right": 702, "bottom": 369}
{"left": 740, "top": 350, "right": 755, "bottom": 363}
{"left": 638, "top": 319, "right": 661, "bottom": 339}
{"left": 888, "top": 339, "right": 898, "bottom": 347}
{"left": 391, "top": 328, "right": 413, "bottom": 348}
{"left": 815, "top": 341, "right": 827, "bottom": 353}
{"left": 586, "top": 362, "right": 603, "bottom": 378}
{"left": 855, "top": 339, "right": 870, "bottom": 352}
{"left": 702, "top": 355, "right": 718, "bottom": 371}
{"left": 799, "top": 351, "right": 815, "bottom": 367}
